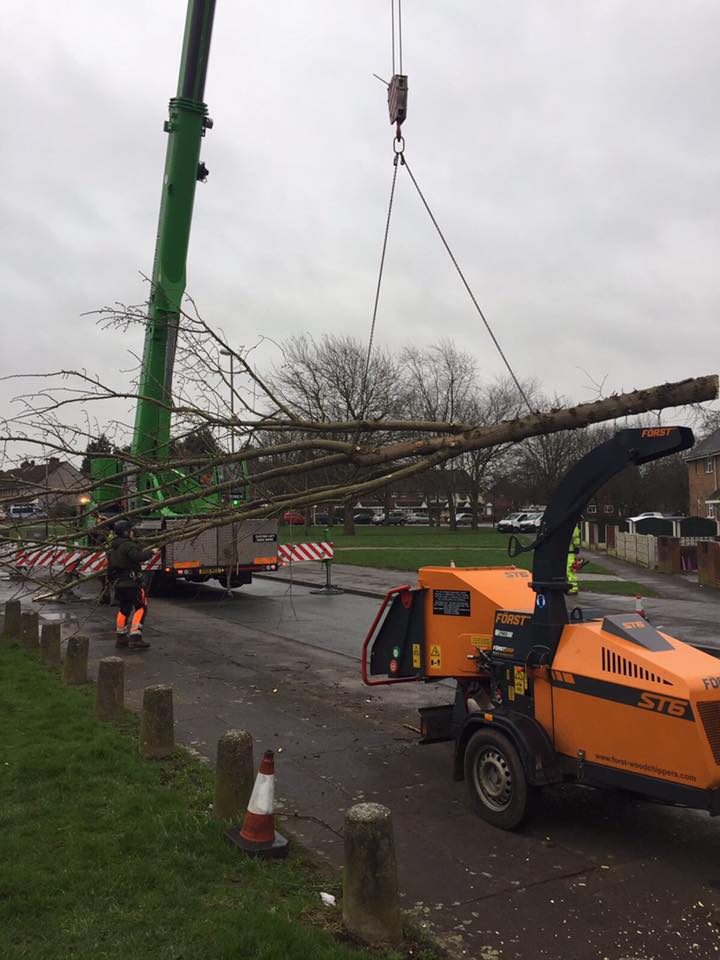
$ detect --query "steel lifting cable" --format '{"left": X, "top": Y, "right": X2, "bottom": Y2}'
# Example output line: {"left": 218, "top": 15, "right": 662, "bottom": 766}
{"left": 364, "top": 148, "right": 533, "bottom": 413}
{"left": 362, "top": 152, "right": 401, "bottom": 388}
{"left": 398, "top": 0, "right": 403, "bottom": 74}
{"left": 363, "top": 0, "right": 405, "bottom": 389}
{"left": 390, "top": 0, "right": 403, "bottom": 76}
{"left": 391, "top": 0, "right": 395, "bottom": 75}
{"left": 367, "top": 1, "right": 533, "bottom": 412}
{"left": 401, "top": 157, "right": 534, "bottom": 414}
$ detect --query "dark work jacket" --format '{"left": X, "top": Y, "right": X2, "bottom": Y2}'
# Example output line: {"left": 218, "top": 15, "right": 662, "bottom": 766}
{"left": 106, "top": 536, "right": 153, "bottom": 588}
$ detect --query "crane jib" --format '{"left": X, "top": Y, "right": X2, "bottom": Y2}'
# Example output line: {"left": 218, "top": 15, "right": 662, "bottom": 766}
{"left": 132, "top": 0, "right": 216, "bottom": 468}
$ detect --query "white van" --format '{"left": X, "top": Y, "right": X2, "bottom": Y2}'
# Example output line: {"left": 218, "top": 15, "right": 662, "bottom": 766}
{"left": 8, "top": 504, "right": 38, "bottom": 519}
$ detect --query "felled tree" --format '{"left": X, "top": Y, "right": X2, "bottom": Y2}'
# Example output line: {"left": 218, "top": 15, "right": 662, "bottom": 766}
{"left": 0, "top": 298, "right": 716, "bottom": 593}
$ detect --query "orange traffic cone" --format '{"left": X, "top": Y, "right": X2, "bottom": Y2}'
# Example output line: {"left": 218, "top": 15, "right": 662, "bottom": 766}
{"left": 226, "top": 750, "right": 289, "bottom": 858}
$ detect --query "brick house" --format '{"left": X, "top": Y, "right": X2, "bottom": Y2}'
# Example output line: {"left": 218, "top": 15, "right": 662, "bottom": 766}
{"left": 584, "top": 496, "right": 620, "bottom": 519}
{"left": 685, "top": 430, "right": 720, "bottom": 518}
{"left": 0, "top": 458, "right": 85, "bottom": 511}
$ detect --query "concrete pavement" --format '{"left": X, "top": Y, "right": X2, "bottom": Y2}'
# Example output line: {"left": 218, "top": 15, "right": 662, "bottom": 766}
{"left": 3, "top": 571, "right": 720, "bottom": 958}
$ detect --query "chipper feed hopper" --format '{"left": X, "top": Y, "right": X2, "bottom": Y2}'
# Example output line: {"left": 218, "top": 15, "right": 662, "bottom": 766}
{"left": 363, "top": 427, "right": 720, "bottom": 828}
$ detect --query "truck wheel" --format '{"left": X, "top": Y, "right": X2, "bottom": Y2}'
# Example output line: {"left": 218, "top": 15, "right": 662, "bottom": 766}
{"left": 464, "top": 728, "right": 533, "bottom": 830}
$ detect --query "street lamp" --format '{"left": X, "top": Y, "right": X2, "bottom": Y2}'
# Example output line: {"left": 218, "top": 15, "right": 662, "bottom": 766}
{"left": 77, "top": 493, "right": 91, "bottom": 535}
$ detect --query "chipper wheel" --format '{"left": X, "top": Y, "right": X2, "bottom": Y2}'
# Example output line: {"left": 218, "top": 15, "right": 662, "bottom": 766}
{"left": 464, "top": 728, "right": 535, "bottom": 830}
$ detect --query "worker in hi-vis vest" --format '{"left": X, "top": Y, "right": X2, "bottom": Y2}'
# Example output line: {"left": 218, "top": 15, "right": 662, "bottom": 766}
{"left": 567, "top": 524, "right": 582, "bottom": 595}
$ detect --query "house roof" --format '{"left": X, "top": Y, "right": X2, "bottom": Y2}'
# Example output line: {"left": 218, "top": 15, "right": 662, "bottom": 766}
{"left": 686, "top": 428, "right": 720, "bottom": 462}
{"left": 0, "top": 459, "right": 82, "bottom": 488}
{"left": 0, "top": 465, "right": 46, "bottom": 485}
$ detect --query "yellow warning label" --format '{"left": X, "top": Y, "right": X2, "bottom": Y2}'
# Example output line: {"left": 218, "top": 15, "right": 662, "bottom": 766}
{"left": 470, "top": 634, "right": 492, "bottom": 650}
{"left": 412, "top": 643, "right": 421, "bottom": 669}
{"left": 508, "top": 686, "right": 516, "bottom": 701}
{"left": 514, "top": 666, "right": 527, "bottom": 695}
{"left": 429, "top": 644, "right": 442, "bottom": 669}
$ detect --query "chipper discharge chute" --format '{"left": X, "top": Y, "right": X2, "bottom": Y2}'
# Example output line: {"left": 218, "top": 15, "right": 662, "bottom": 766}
{"left": 362, "top": 426, "right": 720, "bottom": 828}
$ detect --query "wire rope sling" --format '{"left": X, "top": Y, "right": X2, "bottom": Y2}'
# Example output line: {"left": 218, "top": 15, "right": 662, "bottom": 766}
{"left": 364, "top": 0, "right": 533, "bottom": 415}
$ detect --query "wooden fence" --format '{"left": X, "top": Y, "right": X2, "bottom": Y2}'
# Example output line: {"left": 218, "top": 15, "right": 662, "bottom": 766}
{"left": 610, "top": 532, "right": 658, "bottom": 569}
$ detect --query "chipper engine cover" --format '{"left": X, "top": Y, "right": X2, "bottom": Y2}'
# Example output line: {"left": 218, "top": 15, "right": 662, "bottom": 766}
{"left": 369, "top": 566, "right": 534, "bottom": 681}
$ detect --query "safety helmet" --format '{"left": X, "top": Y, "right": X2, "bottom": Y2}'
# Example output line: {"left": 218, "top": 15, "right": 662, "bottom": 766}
{"left": 113, "top": 519, "right": 133, "bottom": 537}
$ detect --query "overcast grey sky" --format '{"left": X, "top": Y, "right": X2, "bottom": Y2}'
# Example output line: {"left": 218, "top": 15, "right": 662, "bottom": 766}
{"left": 3, "top": 1, "right": 719, "bottom": 436}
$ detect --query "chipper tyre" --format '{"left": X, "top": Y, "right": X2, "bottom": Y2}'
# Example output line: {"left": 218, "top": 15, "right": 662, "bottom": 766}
{"left": 464, "top": 728, "right": 533, "bottom": 830}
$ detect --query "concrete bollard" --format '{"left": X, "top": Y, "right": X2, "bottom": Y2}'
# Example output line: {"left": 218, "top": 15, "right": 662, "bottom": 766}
{"left": 62, "top": 635, "right": 89, "bottom": 685}
{"left": 140, "top": 685, "right": 175, "bottom": 759}
{"left": 343, "top": 802, "right": 403, "bottom": 945}
{"left": 96, "top": 657, "right": 125, "bottom": 722}
{"left": 20, "top": 611, "right": 39, "bottom": 650}
{"left": 214, "top": 730, "right": 255, "bottom": 820}
{"left": 40, "top": 622, "right": 62, "bottom": 666}
{"left": 3, "top": 599, "right": 22, "bottom": 638}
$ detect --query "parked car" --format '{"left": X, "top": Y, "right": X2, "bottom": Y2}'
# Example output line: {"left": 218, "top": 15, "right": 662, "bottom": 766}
{"left": 353, "top": 513, "right": 375, "bottom": 525}
{"left": 314, "top": 512, "right": 331, "bottom": 526}
{"left": 518, "top": 511, "right": 544, "bottom": 533}
{"left": 406, "top": 513, "right": 431, "bottom": 525}
{"left": 8, "top": 504, "right": 40, "bottom": 520}
{"left": 282, "top": 510, "right": 305, "bottom": 525}
{"left": 455, "top": 512, "right": 474, "bottom": 526}
{"left": 496, "top": 512, "right": 529, "bottom": 533}
{"left": 372, "top": 510, "right": 407, "bottom": 526}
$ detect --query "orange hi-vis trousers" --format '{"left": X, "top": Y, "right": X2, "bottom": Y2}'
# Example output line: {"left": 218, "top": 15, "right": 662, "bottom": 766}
{"left": 115, "top": 585, "right": 148, "bottom": 637}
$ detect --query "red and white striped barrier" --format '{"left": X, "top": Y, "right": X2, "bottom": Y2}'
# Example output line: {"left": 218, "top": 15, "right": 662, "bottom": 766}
{"left": 278, "top": 541, "right": 334, "bottom": 565}
{"left": 10, "top": 544, "right": 161, "bottom": 576}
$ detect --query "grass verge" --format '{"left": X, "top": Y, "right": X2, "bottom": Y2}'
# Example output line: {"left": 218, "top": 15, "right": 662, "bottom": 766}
{"left": 0, "top": 644, "right": 431, "bottom": 960}
{"left": 282, "top": 526, "right": 609, "bottom": 576}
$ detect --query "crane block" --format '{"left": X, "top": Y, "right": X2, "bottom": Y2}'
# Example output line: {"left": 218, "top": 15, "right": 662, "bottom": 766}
{"left": 388, "top": 74, "right": 408, "bottom": 126}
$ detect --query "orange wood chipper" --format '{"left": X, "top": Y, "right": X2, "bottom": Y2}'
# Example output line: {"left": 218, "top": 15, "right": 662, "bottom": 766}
{"left": 362, "top": 427, "right": 720, "bottom": 828}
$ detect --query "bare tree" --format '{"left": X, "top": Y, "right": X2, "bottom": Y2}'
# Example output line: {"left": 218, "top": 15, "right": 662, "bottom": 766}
{"left": 270, "top": 334, "right": 405, "bottom": 533}
{"left": 0, "top": 296, "right": 715, "bottom": 603}
{"left": 458, "top": 378, "right": 527, "bottom": 528}
{"left": 402, "top": 340, "right": 478, "bottom": 528}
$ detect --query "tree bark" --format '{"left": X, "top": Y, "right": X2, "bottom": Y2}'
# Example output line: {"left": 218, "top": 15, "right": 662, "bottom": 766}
{"left": 343, "top": 497, "right": 355, "bottom": 536}
{"left": 383, "top": 484, "right": 392, "bottom": 521}
{"left": 469, "top": 479, "right": 480, "bottom": 529}
{"left": 446, "top": 482, "right": 457, "bottom": 531}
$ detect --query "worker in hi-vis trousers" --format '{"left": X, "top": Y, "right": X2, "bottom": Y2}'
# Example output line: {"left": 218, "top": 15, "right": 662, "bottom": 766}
{"left": 567, "top": 524, "right": 582, "bottom": 595}
{"left": 106, "top": 520, "right": 159, "bottom": 650}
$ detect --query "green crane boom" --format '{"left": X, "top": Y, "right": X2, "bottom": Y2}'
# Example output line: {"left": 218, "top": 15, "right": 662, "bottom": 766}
{"left": 132, "top": 0, "right": 216, "bottom": 467}
{"left": 87, "top": 0, "right": 279, "bottom": 584}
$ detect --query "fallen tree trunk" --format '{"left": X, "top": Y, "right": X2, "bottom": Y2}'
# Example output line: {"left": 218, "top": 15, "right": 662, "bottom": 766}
{"left": 69, "top": 373, "right": 717, "bottom": 540}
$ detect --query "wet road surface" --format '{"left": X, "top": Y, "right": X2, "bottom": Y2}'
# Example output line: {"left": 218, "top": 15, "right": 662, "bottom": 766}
{"left": 3, "top": 568, "right": 720, "bottom": 958}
